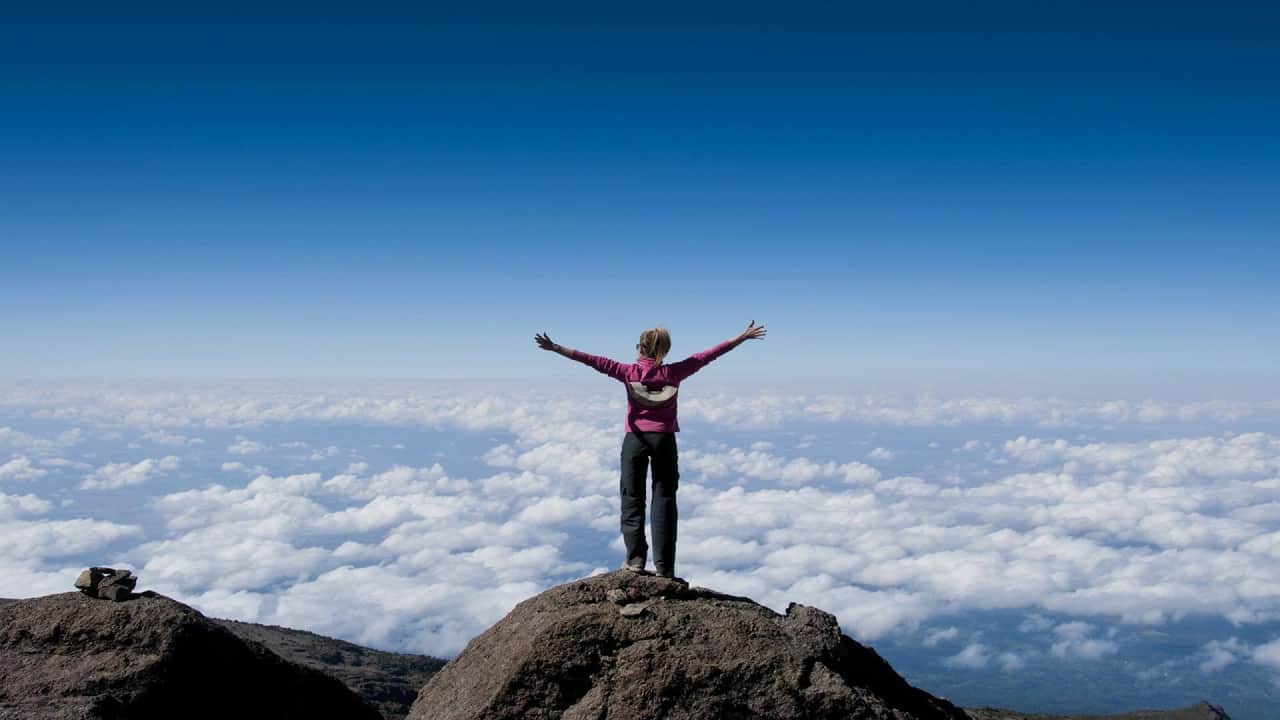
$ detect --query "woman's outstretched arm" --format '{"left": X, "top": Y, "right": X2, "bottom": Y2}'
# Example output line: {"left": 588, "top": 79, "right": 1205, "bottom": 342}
{"left": 535, "top": 331, "right": 627, "bottom": 381}
{"left": 667, "top": 320, "right": 767, "bottom": 382}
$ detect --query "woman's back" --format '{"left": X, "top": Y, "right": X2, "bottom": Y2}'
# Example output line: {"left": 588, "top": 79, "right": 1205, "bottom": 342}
{"left": 534, "top": 321, "right": 767, "bottom": 578}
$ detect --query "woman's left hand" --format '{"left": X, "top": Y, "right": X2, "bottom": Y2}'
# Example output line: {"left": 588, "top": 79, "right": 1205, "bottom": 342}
{"left": 534, "top": 332, "right": 558, "bottom": 351}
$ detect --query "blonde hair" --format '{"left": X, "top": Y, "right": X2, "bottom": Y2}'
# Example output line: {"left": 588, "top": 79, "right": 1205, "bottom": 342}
{"left": 637, "top": 327, "right": 672, "bottom": 364}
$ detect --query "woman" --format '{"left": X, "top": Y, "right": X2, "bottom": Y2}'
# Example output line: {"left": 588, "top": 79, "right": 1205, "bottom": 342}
{"left": 534, "top": 321, "right": 767, "bottom": 579}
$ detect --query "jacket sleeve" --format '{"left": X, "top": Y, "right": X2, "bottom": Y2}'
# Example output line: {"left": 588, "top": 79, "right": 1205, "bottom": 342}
{"left": 568, "top": 349, "right": 628, "bottom": 382}
{"left": 666, "top": 340, "right": 736, "bottom": 383}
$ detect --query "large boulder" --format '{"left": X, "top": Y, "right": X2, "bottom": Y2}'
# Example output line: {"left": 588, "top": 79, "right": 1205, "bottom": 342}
{"left": 408, "top": 571, "right": 969, "bottom": 720}
{"left": 0, "top": 591, "right": 382, "bottom": 720}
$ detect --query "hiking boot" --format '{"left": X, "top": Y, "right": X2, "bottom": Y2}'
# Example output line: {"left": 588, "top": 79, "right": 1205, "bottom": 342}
{"left": 621, "top": 558, "right": 648, "bottom": 574}
{"left": 654, "top": 568, "right": 687, "bottom": 585}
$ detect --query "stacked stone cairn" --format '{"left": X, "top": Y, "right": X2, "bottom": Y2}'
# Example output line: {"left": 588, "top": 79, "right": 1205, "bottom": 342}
{"left": 74, "top": 567, "right": 138, "bottom": 601}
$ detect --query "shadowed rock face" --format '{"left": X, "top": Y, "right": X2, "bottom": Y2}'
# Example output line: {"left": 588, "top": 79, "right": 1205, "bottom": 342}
{"left": 408, "top": 571, "right": 970, "bottom": 720}
{"left": 0, "top": 592, "right": 382, "bottom": 720}
{"left": 217, "top": 617, "right": 445, "bottom": 720}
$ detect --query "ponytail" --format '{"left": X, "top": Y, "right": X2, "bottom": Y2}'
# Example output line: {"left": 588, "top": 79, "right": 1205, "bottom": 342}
{"left": 637, "top": 327, "right": 672, "bottom": 365}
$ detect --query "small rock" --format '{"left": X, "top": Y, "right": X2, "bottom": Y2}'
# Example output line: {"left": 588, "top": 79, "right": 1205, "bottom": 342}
{"left": 619, "top": 599, "right": 658, "bottom": 618}
{"left": 74, "top": 568, "right": 96, "bottom": 592}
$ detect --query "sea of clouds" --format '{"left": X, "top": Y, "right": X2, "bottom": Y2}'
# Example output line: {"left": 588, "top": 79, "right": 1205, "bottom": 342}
{"left": 2, "top": 380, "right": 1279, "bottom": 714}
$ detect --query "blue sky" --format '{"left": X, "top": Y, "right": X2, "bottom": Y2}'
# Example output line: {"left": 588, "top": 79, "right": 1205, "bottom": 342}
{"left": 2, "top": 2, "right": 1278, "bottom": 379}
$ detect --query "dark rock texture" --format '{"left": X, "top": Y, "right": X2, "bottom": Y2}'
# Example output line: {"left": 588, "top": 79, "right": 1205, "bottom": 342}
{"left": 964, "top": 701, "right": 1232, "bottom": 720}
{"left": 0, "top": 588, "right": 1233, "bottom": 720}
{"left": 408, "top": 570, "right": 970, "bottom": 720}
{"left": 218, "top": 617, "right": 445, "bottom": 720}
{"left": 0, "top": 591, "right": 382, "bottom": 720}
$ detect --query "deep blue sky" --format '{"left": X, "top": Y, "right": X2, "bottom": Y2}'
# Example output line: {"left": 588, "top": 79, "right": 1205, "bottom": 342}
{"left": 2, "top": 2, "right": 1277, "bottom": 379}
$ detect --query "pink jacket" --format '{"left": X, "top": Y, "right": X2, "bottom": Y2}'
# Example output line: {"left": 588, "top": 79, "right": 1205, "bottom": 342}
{"left": 570, "top": 340, "right": 736, "bottom": 432}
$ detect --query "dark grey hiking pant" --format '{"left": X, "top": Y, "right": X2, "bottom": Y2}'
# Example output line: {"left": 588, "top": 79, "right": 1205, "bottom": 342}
{"left": 620, "top": 431, "right": 679, "bottom": 575}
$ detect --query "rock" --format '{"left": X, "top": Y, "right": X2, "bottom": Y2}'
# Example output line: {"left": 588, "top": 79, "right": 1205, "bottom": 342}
{"left": 618, "top": 598, "right": 657, "bottom": 617}
{"left": 73, "top": 568, "right": 96, "bottom": 592}
{"left": 74, "top": 567, "right": 138, "bottom": 602}
{"left": 408, "top": 570, "right": 970, "bottom": 720}
{"left": 97, "top": 568, "right": 137, "bottom": 598}
{"left": 98, "top": 585, "right": 128, "bottom": 602}
{"left": 0, "top": 591, "right": 382, "bottom": 720}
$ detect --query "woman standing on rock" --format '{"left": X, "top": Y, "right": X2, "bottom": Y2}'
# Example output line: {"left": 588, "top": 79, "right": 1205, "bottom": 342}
{"left": 534, "top": 321, "right": 767, "bottom": 579}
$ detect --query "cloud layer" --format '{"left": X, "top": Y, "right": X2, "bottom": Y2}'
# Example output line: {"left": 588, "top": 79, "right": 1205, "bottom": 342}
{"left": 1, "top": 382, "right": 1278, "bottom": 671}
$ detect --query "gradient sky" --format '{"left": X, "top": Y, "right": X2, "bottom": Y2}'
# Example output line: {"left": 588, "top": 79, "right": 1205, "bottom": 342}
{"left": 2, "top": 2, "right": 1277, "bottom": 378}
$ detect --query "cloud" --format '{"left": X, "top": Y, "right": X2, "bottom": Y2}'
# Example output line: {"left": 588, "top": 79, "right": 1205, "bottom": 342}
{"left": 2, "top": 383, "right": 1265, "bottom": 433}
{"left": 227, "top": 437, "right": 268, "bottom": 455}
{"left": 142, "top": 430, "right": 204, "bottom": 446}
{"left": 80, "top": 456, "right": 180, "bottom": 490}
{"left": 309, "top": 446, "right": 340, "bottom": 461}
{"left": 1019, "top": 615, "right": 1055, "bottom": 633}
{"left": 3, "top": 381, "right": 1280, "bottom": 661}
{"left": 1049, "top": 622, "right": 1119, "bottom": 660}
{"left": 922, "top": 626, "right": 959, "bottom": 647}
{"left": 683, "top": 447, "right": 880, "bottom": 487}
{"left": 1003, "top": 433, "right": 1280, "bottom": 481}
{"left": 221, "top": 461, "right": 267, "bottom": 474}
{"left": 0, "top": 425, "right": 83, "bottom": 456}
{"left": 1252, "top": 638, "right": 1280, "bottom": 671}
{"left": 213, "top": 564, "right": 546, "bottom": 656}
{"left": 129, "top": 457, "right": 595, "bottom": 651}
{"left": 2, "top": 519, "right": 143, "bottom": 558}
{"left": 39, "top": 457, "right": 91, "bottom": 469}
{"left": 151, "top": 476, "right": 327, "bottom": 532}
{"left": 1200, "top": 637, "right": 1247, "bottom": 673}
{"left": 944, "top": 642, "right": 989, "bottom": 669}
{"left": 868, "top": 447, "right": 895, "bottom": 461}
{"left": 0, "top": 456, "right": 48, "bottom": 481}
{"left": 0, "top": 492, "right": 52, "bottom": 520}
{"left": 996, "top": 652, "right": 1026, "bottom": 672}
{"left": 514, "top": 495, "right": 612, "bottom": 526}
{"left": 682, "top": 393, "right": 1258, "bottom": 430}
{"left": 0, "top": 427, "right": 40, "bottom": 447}
{"left": 482, "top": 444, "right": 517, "bottom": 467}
{"left": 322, "top": 464, "right": 466, "bottom": 499}
{"left": 140, "top": 527, "right": 333, "bottom": 595}
{"left": 842, "top": 463, "right": 881, "bottom": 484}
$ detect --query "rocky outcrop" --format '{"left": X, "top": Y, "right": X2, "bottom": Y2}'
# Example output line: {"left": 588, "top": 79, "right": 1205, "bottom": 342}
{"left": 0, "top": 591, "right": 382, "bottom": 720}
{"left": 964, "top": 700, "right": 1232, "bottom": 720}
{"left": 408, "top": 570, "right": 970, "bottom": 720}
{"left": 74, "top": 567, "right": 137, "bottom": 602}
{"left": 0, "top": 585, "right": 1234, "bottom": 720}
